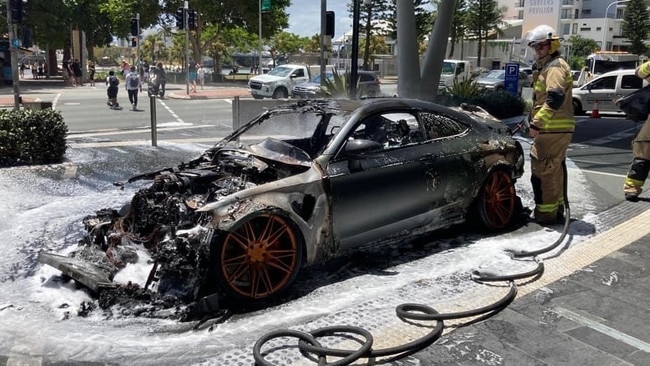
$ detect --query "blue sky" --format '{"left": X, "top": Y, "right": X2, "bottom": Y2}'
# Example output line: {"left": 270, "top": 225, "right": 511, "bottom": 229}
{"left": 286, "top": 0, "right": 351, "bottom": 40}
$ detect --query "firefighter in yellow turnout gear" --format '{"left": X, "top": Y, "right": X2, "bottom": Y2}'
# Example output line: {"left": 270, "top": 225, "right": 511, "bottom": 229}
{"left": 623, "top": 61, "right": 650, "bottom": 201}
{"left": 525, "top": 25, "right": 575, "bottom": 224}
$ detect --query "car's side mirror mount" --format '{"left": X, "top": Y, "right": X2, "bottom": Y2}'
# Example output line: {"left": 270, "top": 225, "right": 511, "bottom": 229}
{"left": 344, "top": 139, "right": 383, "bottom": 172}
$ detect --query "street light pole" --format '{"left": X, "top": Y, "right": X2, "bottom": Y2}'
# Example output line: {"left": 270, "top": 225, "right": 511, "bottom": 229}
{"left": 602, "top": 0, "right": 629, "bottom": 51}
{"left": 259, "top": 0, "right": 262, "bottom": 74}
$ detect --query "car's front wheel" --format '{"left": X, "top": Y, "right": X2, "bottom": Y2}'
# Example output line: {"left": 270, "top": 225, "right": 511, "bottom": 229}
{"left": 214, "top": 212, "right": 303, "bottom": 302}
{"left": 572, "top": 99, "right": 584, "bottom": 115}
{"left": 272, "top": 88, "right": 288, "bottom": 99}
{"left": 475, "top": 169, "right": 517, "bottom": 231}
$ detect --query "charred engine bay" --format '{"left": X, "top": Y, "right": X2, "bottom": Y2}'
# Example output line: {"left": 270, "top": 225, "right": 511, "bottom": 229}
{"left": 60, "top": 143, "right": 311, "bottom": 321}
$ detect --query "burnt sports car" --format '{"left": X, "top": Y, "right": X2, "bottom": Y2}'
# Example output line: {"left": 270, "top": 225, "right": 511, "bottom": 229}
{"left": 39, "top": 99, "right": 524, "bottom": 308}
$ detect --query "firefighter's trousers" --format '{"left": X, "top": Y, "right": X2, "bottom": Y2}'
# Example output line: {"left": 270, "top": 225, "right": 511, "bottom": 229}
{"left": 530, "top": 133, "right": 573, "bottom": 222}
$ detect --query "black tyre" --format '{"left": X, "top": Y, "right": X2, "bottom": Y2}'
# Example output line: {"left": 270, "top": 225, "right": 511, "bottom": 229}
{"left": 272, "top": 88, "right": 288, "bottom": 99}
{"left": 573, "top": 99, "right": 584, "bottom": 116}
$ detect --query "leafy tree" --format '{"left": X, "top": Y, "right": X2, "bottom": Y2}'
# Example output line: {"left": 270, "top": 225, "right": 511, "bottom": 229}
{"left": 445, "top": 0, "right": 468, "bottom": 58}
{"left": 566, "top": 35, "right": 599, "bottom": 69}
{"left": 381, "top": 0, "right": 433, "bottom": 43}
{"left": 622, "top": 0, "right": 650, "bottom": 56}
{"left": 267, "top": 32, "right": 310, "bottom": 67}
{"left": 348, "top": 0, "right": 390, "bottom": 70}
{"left": 160, "top": 0, "right": 290, "bottom": 70}
{"left": 359, "top": 35, "right": 390, "bottom": 67}
{"left": 465, "top": 0, "right": 505, "bottom": 67}
{"left": 304, "top": 34, "right": 322, "bottom": 53}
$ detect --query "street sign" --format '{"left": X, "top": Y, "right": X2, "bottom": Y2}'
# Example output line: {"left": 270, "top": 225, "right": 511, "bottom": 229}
{"left": 261, "top": 0, "right": 271, "bottom": 12}
{"left": 504, "top": 63, "right": 519, "bottom": 96}
{"left": 12, "top": 39, "right": 21, "bottom": 48}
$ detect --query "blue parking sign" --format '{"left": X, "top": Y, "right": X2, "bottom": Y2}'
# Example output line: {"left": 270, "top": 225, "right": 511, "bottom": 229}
{"left": 504, "top": 63, "right": 519, "bottom": 96}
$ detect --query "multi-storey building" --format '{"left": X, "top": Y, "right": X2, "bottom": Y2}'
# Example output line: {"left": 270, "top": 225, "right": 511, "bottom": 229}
{"left": 503, "top": 0, "right": 641, "bottom": 52}
{"left": 444, "top": 0, "right": 648, "bottom": 68}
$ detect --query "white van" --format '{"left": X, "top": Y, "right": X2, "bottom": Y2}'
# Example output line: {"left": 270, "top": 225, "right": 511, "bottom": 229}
{"left": 572, "top": 69, "right": 648, "bottom": 115}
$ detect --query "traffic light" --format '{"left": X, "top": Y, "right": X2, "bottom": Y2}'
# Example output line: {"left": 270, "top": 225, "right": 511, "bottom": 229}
{"left": 325, "top": 11, "right": 335, "bottom": 37}
{"left": 22, "top": 27, "right": 32, "bottom": 48}
{"left": 175, "top": 7, "right": 184, "bottom": 29}
{"left": 10, "top": 0, "right": 23, "bottom": 24}
{"left": 130, "top": 18, "right": 139, "bottom": 37}
{"left": 187, "top": 9, "right": 196, "bottom": 30}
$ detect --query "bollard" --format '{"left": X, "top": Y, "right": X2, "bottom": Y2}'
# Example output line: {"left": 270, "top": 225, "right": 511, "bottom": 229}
{"left": 150, "top": 95, "right": 157, "bottom": 146}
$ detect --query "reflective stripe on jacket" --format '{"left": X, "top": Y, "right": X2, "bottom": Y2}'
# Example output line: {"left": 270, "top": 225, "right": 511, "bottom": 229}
{"left": 637, "top": 61, "right": 650, "bottom": 80}
{"left": 531, "top": 54, "right": 575, "bottom": 133}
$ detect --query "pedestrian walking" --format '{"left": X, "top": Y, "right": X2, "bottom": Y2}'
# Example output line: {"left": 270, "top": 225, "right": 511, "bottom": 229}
{"left": 125, "top": 66, "right": 142, "bottom": 111}
{"left": 188, "top": 59, "right": 197, "bottom": 93}
{"left": 623, "top": 60, "right": 650, "bottom": 201}
{"left": 87, "top": 60, "right": 96, "bottom": 86}
{"left": 71, "top": 59, "right": 82, "bottom": 86}
{"left": 524, "top": 25, "right": 575, "bottom": 225}
{"left": 19, "top": 63, "right": 25, "bottom": 79}
{"left": 106, "top": 70, "right": 121, "bottom": 109}
{"left": 197, "top": 64, "right": 205, "bottom": 90}
{"left": 149, "top": 62, "right": 167, "bottom": 98}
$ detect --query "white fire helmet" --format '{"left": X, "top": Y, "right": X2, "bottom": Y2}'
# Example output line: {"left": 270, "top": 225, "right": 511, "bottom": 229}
{"left": 524, "top": 25, "right": 561, "bottom": 54}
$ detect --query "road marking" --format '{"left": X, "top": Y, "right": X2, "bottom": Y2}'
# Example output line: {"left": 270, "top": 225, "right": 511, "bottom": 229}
{"left": 553, "top": 306, "right": 650, "bottom": 353}
{"left": 223, "top": 99, "right": 233, "bottom": 104}
{"left": 158, "top": 99, "right": 185, "bottom": 124}
{"left": 52, "top": 93, "right": 61, "bottom": 110}
{"left": 68, "top": 138, "right": 219, "bottom": 148}
{"left": 579, "top": 169, "right": 627, "bottom": 178}
{"left": 68, "top": 124, "right": 214, "bottom": 138}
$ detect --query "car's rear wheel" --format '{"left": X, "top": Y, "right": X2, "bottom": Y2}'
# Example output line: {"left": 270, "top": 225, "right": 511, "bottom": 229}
{"left": 476, "top": 169, "right": 517, "bottom": 231}
{"left": 215, "top": 212, "right": 303, "bottom": 301}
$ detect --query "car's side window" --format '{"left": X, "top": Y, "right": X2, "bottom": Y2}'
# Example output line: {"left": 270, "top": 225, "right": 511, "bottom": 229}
{"left": 621, "top": 75, "right": 643, "bottom": 90}
{"left": 351, "top": 112, "right": 423, "bottom": 149}
{"left": 420, "top": 112, "right": 468, "bottom": 140}
{"left": 588, "top": 76, "right": 616, "bottom": 90}
{"left": 294, "top": 69, "right": 305, "bottom": 78}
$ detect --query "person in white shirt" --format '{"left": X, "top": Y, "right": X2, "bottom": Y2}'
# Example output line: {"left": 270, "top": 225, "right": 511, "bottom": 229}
{"left": 125, "top": 66, "right": 142, "bottom": 111}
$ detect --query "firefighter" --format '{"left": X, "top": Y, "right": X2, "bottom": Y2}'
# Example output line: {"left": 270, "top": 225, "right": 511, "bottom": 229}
{"left": 524, "top": 25, "right": 575, "bottom": 224}
{"left": 623, "top": 60, "right": 650, "bottom": 201}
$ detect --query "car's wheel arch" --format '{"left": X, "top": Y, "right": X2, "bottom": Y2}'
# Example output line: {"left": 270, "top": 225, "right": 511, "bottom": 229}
{"left": 572, "top": 98, "right": 584, "bottom": 115}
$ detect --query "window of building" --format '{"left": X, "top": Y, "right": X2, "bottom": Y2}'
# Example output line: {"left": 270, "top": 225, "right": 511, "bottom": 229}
{"left": 582, "top": 9, "right": 591, "bottom": 15}
{"left": 572, "top": 23, "right": 578, "bottom": 34}
{"left": 563, "top": 24, "right": 571, "bottom": 35}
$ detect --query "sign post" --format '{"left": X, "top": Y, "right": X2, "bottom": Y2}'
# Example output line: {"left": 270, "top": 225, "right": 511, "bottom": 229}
{"left": 504, "top": 63, "right": 520, "bottom": 96}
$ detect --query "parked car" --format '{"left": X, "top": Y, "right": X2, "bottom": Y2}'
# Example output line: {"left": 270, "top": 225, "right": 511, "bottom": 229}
{"left": 572, "top": 69, "right": 647, "bottom": 115}
{"left": 39, "top": 99, "right": 525, "bottom": 306}
{"left": 292, "top": 70, "right": 382, "bottom": 98}
{"left": 475, "top": 69, "right": 532, "bottom": 95}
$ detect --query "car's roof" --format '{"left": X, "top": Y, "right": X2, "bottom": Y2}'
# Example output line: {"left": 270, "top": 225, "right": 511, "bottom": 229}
{"left": 595, "top": 69, "right": 637, "bottom": 77}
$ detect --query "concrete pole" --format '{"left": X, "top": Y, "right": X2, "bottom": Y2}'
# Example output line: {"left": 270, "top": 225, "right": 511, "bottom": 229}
{"left": 259, "top": 0, "right": 263, "bottom": 73}
{"left": 396, "top": 0, "right": 420, "bottom": 98}
{"left": 185, "top": 1, "right": 189, "bottom": 95}
{"left": 421, "top": 0, "right": 456, "bottom": 101}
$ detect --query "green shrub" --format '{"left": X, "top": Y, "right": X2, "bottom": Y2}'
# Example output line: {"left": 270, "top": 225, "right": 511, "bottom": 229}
{"left": 0, "top": 109, "right": 68, "bottom": 167}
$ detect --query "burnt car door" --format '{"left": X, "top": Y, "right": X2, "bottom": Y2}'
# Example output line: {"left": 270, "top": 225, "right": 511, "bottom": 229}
{"left": 325, "top": 110, "right": 470, "bottom": 251}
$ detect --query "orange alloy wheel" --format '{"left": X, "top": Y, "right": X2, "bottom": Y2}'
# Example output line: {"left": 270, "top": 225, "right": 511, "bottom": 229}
{"left": 219, "top": 213, "right": 301, "bottom": 300}
{"left": 479, "top": 170, "right": 516, "bottom": 230}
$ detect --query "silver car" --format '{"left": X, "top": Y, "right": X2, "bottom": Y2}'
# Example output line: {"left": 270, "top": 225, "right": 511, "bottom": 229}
{"left": 475, "top": 69, "right": 532, "bottom": 95}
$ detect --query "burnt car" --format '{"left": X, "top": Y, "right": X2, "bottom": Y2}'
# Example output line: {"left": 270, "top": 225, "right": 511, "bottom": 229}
{"left": 39, "top": 99, "right": 524, "bottom": 307}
